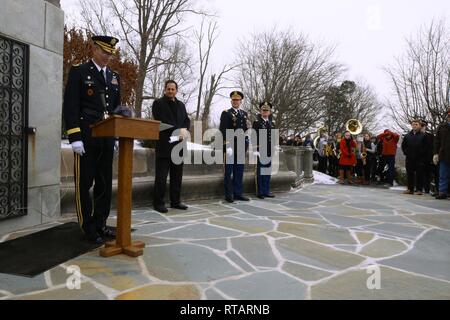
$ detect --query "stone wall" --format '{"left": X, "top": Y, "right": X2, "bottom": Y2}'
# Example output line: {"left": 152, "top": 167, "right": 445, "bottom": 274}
{"left": 0, "top": 0, "right": 64, "bottom": 235}
{"left": 60, "top": 148, "right": 300, "bottom": 214}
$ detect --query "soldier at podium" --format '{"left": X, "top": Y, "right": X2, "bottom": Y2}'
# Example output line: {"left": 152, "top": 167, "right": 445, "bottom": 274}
{"left": 219, "top": 91, "right": 250, "bottom": 203}
{"left": 152, "top": 80, "right": 191, "bottom": 213}
{"left": 63, "top": 35, "right": 121, "bottom": 244}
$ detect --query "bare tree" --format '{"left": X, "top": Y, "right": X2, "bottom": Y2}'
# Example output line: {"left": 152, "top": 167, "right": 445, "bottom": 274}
{"left": 322, "top": 80, "right": 383, "bottom": 135}
{"left": 143, "top": 37, "right": 195, "bottom": 101}
{"left": 385, "top": 18, "right": 450, "bottom": 133}
{"left": 79, "top": 0, "right": 206, "bottom": 118}
{"left": 193, "top": 17, "right": 237, "bottom": 129}
{"left": 194, "top": 18, "right": 218, "bottom": 121}
{"left": 236, "top": 28, "right": 344, "bottom": 136}
{"left": 201, "top": 65, "right": 237, "bottom": 128}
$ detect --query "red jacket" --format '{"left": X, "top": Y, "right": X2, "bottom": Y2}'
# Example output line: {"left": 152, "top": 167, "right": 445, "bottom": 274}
{"left": 339, "top": 139, "right": 357, "bottom": 166}
{"left": 377, "top": 131, "right": 400, "bottom": 156}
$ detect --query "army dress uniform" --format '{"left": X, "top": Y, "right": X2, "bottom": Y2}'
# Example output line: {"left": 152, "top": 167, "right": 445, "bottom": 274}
{"left": 63, "top": 36, "right": 121, "bottom": 241}
{"left": 219, "top": 91, "right": 249, "bottom": 202}
{"left": 252, "top": 102, "right": 275, "bottom": 198}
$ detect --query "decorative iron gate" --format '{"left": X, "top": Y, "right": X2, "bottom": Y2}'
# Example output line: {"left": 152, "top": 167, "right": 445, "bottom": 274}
{"left": 0, "top": 35, "right": 29, "bottom": 220}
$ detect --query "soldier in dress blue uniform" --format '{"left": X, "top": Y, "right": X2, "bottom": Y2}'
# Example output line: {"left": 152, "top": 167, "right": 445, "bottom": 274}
{"left": 219, "top": 91, "right": 250, "bottom": 203}
{"left": 253, "top": 102, "right": 276, "bottom": 199}
{"left": 63, "top": 35, "right": 122, "bottom": 244}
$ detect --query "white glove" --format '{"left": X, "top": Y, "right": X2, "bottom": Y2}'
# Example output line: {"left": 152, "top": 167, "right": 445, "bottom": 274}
{"left": 169, "top": 136, "right": 180, "bottom": 144}
{"left": 253, "top": 151, "right": 260, "bottom": 157}
{"left": 114, "top": 140, "right": 119, "bottom": 154}
{"left": 433, "top": 154, "right": 439, "bottom": 165}
{"left": 71, "top": 141, "right": 85, "bottom": 156}
{"left": 226, "top": 147, "right": 233, "bottom": 157}
{"left": 180, "top": 128, "right": 189, "bottom": 140}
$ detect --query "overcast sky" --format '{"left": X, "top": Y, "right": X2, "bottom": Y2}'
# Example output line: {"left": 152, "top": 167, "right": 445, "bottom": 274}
{"left": 60, "top": 0, "right": 450, "bottom": 127}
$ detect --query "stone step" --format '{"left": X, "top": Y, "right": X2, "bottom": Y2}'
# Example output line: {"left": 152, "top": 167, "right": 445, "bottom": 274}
{"left": 60, "top": 172, "right": 297, "bottom": 214}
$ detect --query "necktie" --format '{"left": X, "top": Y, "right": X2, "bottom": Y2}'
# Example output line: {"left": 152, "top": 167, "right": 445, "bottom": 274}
{"left": 100, "top": 69, "right": 106, "bottom": 82}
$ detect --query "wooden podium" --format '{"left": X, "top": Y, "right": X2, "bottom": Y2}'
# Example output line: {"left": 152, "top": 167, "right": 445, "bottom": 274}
{"left": 91, "top": 115, "right": 160, "bottom": 257}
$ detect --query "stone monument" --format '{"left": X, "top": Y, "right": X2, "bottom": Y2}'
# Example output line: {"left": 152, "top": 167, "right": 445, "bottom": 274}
{"left": 0, "top": 0, "right": 64, "bottom": 235}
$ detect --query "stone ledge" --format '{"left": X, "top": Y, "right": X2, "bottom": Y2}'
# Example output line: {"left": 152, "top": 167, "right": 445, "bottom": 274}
{"left": 60, "top": 171, "right": 297, "bottom": 214}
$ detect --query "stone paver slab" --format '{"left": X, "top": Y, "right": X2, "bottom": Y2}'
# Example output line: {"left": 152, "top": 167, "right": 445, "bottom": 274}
{"left": 215, "top": 271, "right": 307, "bottom": 300}
{"left": 154, "top": 223, "right": 242, "bottom": 239}
{"left": 282, "top": 261, "right": 332, "bottom": 281}
{"left": 278, "top": 223, "right": 357, "bottom": 245}
{"left": 14, "top": 282, "right": 107, "bottom": 300}
{"left": 381, "top": 229, "right": 450, "bottom": 281}
{"left": 276, "top": 237, "right": 365, "bottom": 271}
{"left": 311, "top": 266, "right": 450, "bottom": 300}
{"left": 210, "top": 217, "right": 274, "bottom": 234}
{"left": 359, "top": 238, "right": 408, "bottom": 258}
{"left": 115, "top": 284, "right": 201, "bottom": 300}
{"left": 143, "top": 244, "right": 241, "bottom": 282}
{"left": 231, "top": 236, "right": 278, "bottom": 268}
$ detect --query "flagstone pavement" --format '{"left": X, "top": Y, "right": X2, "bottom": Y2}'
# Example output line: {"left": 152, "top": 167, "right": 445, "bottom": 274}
{"left": 1, "top": 184, "right": 449, "bottom": 300}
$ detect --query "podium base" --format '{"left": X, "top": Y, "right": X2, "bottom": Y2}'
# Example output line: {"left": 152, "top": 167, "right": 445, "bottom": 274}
{"left": 100, "top": 241, "right": 145, "bottom": 257}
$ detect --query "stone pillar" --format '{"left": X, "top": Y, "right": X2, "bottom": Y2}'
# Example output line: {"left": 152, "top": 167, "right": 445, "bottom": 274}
{"left": 281, "top": 146, "right": 308, "bottom": 187}
{"left": 45, "top": 0, "right": 61, "bottom": 8}
{"left": 0, "top": 0, "right": 64, "bottom": 235}
{"left": 302, "top": 146, "right": 314, "bottom": 183}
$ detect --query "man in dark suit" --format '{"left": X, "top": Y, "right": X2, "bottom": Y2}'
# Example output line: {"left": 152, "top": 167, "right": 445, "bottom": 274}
{"left": 401, "top": 119, "right": 427, "bottom": 195}
{"left": 152, "top": 80, "right": 190, "bottom": 213}
{"left": 252, "top": 102, "right": 276, "bottom": 199}
{"left": 219, "top": 91, "right": 250, "bottom": 203}
{"left": 63, "top": 35, "right": 121, "bottom": 244}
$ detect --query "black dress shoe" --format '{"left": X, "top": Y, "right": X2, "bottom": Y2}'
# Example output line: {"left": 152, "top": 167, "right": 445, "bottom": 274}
{"left": 264, "top": 194, "right": 275, "bottom": 198}
{"left": 154, "top": 205, "right": 169, "bottom": 213}
{"left": 85, "top": 232, "right": 105, "bottom": 245}
{"left": 435, "top": 194, "right": 447, "bottom": 200}
{"left": 257, "top": 195, "right": 265, "bottom": 199}
{"left": 234, "top": 195, "right": 250, "bottom": 201}
{"left": 99, "top": 226, "right": 116, "bottom": 238}
{"left": 171, "top": 203, "right": 188, "bottom": 210}
{"left": 225, "top": 197, "right": 234, "bottom": 203}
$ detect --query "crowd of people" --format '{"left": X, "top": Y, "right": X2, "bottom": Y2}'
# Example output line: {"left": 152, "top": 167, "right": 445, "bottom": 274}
{"left": 279, "top": 114, "right": 450, "bottom": 200}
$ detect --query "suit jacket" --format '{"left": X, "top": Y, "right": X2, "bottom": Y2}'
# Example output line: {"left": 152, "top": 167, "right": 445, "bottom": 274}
{"left": 63, "top": 60, "right": 121, "bottom": 143}
{"left": 152, "top": 95, "right": 190, "bottom": 158}
{"left": 401, "top": 130, "right": 427, "bottom": 165}
{"left": 219, "top": 107, "right": 249, "bottom": 152}
{"left": 434, "top": 123, "right": 450, "bottom": 163}
{"left": 252, "top": 116, "right": 275, "bottom": 157}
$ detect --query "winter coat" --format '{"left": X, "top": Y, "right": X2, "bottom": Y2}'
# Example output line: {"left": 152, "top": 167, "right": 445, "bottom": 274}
{"left": 377, "top": 131, "right": 400, "bottom": 156}
{"left": 401, "top": 130, "right": 427, "bottom": 165}
{"left": 339, "top": 139, "right": 357, "bottom": 166}
{"left": 434, "top": 123, "right": 450, "bottom": 163}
